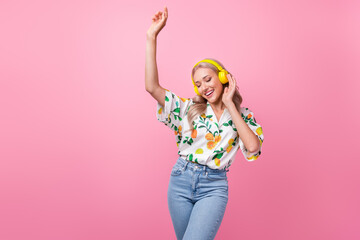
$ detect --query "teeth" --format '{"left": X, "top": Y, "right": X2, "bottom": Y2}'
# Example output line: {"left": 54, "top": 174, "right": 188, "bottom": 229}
{"left": 205, "top": 90, "right": 214, "bottom": 96}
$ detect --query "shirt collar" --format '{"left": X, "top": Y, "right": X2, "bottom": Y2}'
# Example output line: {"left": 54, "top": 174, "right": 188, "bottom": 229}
{"left": 206, "top": 102, "right": 231, "bottom": 125}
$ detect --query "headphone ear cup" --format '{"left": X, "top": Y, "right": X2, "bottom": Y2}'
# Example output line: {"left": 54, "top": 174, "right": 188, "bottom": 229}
{"left": 194, "top": 86, "right": 201, "bottom": 96}
{"left": 218, "top": 70, "right": 229, "bottom": 84}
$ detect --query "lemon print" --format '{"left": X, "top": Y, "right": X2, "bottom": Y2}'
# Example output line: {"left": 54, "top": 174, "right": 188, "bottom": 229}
{"left": 180, "top": 97, "right": 188, "bottom": 102}
{"left": 215, "top": 158, "right": 220, "bottom": 166}
{"left": 247, "top": 155, "right": 254, "bottom": 160}
{"left": 246, "top": 113, "right": 252, "bottom": 120}
{"left": 178, "top": 125, "right": 182, "bottom": 133}
{"left": 214, "top": 135, "right": 221, "bottom": 143}
{"left": 247, "top": 155, "right": 259, "bottom": 161}
{"left": 226, "top": 145, "right": 232, "bottom": 153}
{"left": 201, "top": 113, "right": 206, "bottom": 118}
{"left": 207, "top": 141, "right": 216, "bottom": 150}
{"left": 205, "top": 132, "right": 214, "bottom": 141}
{"left": 259, "top": 139, "right": 263, "bottom": 146}
{"left": 176, "top": 142, "right": 179, "bottom": 147}
{"left": 195, "top": 148, "right": 204, "bottom": 154}
{"left": 228, "top": 138, "right": 234, "bottom": 145}
{"left": 158, "top": 108, "right": 163, "bottom": 114}
{"left": 256, "top": 127, "right": 263, "bottom": 136}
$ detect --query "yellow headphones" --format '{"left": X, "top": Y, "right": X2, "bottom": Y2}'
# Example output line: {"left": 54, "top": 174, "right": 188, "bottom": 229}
{"left": 191, "top": 59, "right": 229, "bottom": 96}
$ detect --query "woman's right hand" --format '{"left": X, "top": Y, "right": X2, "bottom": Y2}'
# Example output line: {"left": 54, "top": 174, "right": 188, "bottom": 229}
{"left": 147, "top": 6, "right": 168, "bottom": 38}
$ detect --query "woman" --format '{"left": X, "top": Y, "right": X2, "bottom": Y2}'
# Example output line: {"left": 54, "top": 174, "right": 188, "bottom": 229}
{"left": 145, "top": 6, "right": 264, "bottom": 240}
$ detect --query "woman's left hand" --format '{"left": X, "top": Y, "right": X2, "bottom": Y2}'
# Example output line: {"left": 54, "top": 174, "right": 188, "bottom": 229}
{"left": 222, "top": 74, "right": 237, "bottom": 106}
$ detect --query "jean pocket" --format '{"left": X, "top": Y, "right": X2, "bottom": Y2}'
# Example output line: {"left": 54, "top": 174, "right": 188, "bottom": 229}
{"left": 170, "top": 164, "right": 184, "bottom": 176}
{"left": 206, "top": 171, "right": 227, "bottom": 181}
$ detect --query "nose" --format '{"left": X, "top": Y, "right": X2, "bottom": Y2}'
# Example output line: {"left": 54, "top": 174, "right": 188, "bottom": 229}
{"left": 201, "top": 82, "right": 210, "bottom": 93}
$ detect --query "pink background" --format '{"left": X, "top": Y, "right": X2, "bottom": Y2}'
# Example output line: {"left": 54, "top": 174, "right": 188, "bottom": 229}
{"left": 1, "top": 0, "right": 359, "bottom": 239}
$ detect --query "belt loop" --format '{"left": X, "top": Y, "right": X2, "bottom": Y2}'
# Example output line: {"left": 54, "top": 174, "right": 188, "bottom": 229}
{"left": 183, "top": 161, "right": 189, "bottom": 171}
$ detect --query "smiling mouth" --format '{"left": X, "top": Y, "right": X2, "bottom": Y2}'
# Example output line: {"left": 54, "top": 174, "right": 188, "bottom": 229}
{"left": 205, "top": 90, "right": 214, "bottom": 97}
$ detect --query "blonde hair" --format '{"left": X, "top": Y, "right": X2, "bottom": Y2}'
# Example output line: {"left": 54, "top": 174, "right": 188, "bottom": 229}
{"left": 184, "top": 58, "right": 243, "bottom": 134}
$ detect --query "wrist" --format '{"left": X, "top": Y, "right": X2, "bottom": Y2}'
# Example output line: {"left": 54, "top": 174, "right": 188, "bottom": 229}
{"left": 224, "top": 101, "right": 235, "bottom": 108}
{"left": 146, "top": 32, "right": 157, "bottom": 40}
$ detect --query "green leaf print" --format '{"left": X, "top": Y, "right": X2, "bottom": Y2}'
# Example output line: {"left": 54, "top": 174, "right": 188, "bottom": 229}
{"left": 249, "top": 121, "right": 257, "bottom": 126}
{"left": 197, "top": 117, "right": 214, "bottom": 135}
{"left": 223, "top": 123, "right": 229, "bottom": 126}
{"left": 165, "top": 96, "right": 169, "bottom": 102}
{"left": 183, "top": 136, "right": 194, "bottom": 146}
{"left": 212, "top": 147, "right": 226, "bottom": 161}
{"left": 189, "top": 154, "right": 193, "bottom": 161}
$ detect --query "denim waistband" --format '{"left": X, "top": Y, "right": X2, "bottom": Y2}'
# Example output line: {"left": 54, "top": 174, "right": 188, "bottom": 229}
{"left": 177, "top": 156, "right": 229, "bottom": 173}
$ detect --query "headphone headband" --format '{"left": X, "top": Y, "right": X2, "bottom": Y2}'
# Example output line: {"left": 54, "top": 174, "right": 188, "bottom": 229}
{"left": 191, "top": 59, "right": 229, "bottom": 96}
{"left": 191, "top": 59, "right": 226, "bottom": 85}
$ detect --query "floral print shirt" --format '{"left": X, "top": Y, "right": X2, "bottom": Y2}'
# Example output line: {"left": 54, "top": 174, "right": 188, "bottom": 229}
{"left": 156, "top": 89, "right": 264, "bottom": 170}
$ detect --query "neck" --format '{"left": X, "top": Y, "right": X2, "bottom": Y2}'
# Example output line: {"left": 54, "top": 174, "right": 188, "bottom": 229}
{"left": 209, "top": 99, "right": 226, "bottom": 112}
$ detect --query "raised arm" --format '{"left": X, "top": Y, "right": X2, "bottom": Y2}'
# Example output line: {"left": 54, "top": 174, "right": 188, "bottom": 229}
{"left": 145, "top": 6, "right": 168, "bottom": 107}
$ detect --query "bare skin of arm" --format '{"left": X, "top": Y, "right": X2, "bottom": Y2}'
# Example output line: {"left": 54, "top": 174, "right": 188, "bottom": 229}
{"left": 145, "top": 7, "right": 168, "bottom": 107}
{"left": 222, "top": 74, "right": 261, "bottom": 153}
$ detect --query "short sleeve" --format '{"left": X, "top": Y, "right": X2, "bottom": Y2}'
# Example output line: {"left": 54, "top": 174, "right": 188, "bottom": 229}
{"left": 156, "top": 89, "right": 193, "bottom": 132}
{"left": 239, "top": 107, "right": 264, "bottom": 161}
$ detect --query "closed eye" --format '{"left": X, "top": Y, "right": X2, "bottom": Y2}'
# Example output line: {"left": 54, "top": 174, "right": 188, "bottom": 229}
{"left": 197, "top": 78, "right": 211, "bottom": 88}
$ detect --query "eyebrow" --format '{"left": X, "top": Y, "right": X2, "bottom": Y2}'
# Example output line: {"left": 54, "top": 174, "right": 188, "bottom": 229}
{"left": 195, "top": 75, "right": 210, "bottom": 84}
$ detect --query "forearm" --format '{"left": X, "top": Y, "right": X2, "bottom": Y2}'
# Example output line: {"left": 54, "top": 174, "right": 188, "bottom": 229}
{"left": 145, "top": 34, "right": 161, "bottom": 92}
{"left": 226, "top": 102, "right": 260, "bottom": 153}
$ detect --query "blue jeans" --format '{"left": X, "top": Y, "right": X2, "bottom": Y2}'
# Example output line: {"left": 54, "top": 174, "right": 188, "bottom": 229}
{"left": 167, "top": 156, "right": 229, "bottom": 240}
